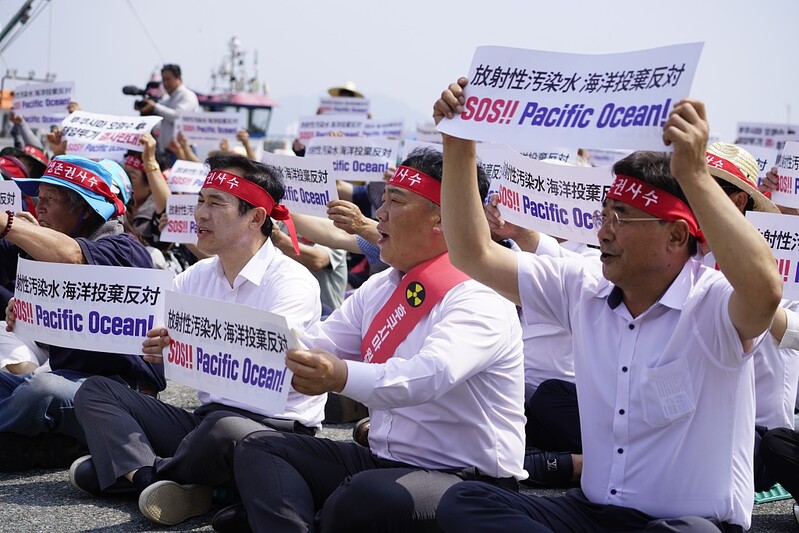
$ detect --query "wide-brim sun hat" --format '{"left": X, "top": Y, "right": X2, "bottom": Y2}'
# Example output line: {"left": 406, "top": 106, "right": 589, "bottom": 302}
{"left": 14, "top": 155, "right": 121, "bottom": 221}
{"left": 706, "top": 142, "right": 780, "bottom": 214}
{"left": 328, "top": 81, "right": 363, "bottom": 98}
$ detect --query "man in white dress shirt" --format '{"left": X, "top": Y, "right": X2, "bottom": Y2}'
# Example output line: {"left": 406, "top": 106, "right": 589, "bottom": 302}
{"left": 433, "top": 78, "right": 781, "bottom": 533}
{"left": 69, "top": 154, "right": 324, "bottom": 527}
{"left": 221, "top": 148, "right": 526, "bottom": 533}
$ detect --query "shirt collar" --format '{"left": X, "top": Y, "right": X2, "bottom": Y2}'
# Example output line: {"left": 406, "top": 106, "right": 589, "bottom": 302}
{"left": 213, "top": 238, "right": 276, "bottom": 288}
{"left": 605, "top": 259, "right": 696, "bottom": 312}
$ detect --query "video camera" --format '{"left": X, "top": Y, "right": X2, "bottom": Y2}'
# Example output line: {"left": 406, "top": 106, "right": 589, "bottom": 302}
{"left": 122, "top": 81, "right": 163, "bottom": 112}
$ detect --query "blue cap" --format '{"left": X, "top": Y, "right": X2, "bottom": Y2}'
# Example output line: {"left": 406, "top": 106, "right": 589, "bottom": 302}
{"left": 98, "top": 159, "right": 132, "bottom": 207}
{"left": 14, "top": 155, "right": 122, "bottom": 221}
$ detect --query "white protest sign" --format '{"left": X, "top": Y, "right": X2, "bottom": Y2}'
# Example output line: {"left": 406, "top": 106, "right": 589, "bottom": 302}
{"left": 514, "top": 146, "right": 580, "bottom": 164}
{"left": 66, "top": 143, "right": 128, "bottom": 161}
{"left": 164, "top": 290, "right": 295, "bottom": 413}
{"left": 62, "top": 110, "right": 162, "bottom": 152}
{"left": 261, "top": 152, "right": 338, "bottom": 217}
{"left": 305, "top": 137, "right": 399, "bottom": 183}
{"left": 586, "top": 148, "right": 633, "bottom": 168}
{"left": 736, "top": 122, "right": 798, "bottom": 149}
{"left": 297, "top": 115, "right": 366, "bottom": 142}
{"left": 167, "top": 160, "right": 208, "bottom": 193}
{"left": 361, "top": 119, "right": 404, "bottom": 139}
{"left": 401, "top": 139, "right": 442, "bottom": 162}
{"left": 747, "top": 211, "right": 799, "bottom": 299}
{"left": 496, "top": 148, "right": 613, "bottom": 244}
{"left": 161, "top": 194, "right": 199, "bottom": 244}
{"left": 743, "top": 145, "right": 779, "bottom": 184}
{"left": 11, "top": 82, "right": 74, "bottom": 126}
{"left": 318, "top": 96, "right": 370, "bottom": 115}
{"left": 416, "top": 122, "right": 442, "bottom": 144}
{"left": 0, "top": 181, "right": 23, "bottom": 213}
{"left": 13, "top": 258, "right": 173, "bottom": 355}
{"left": 438, "top": 43, "right": 703, "bottom": 150}
{"left": 772, "top": 141, "right": 799, "bottom": 209}
{"left": 477, "top": 143, "right": 511, "bottom": 201}
{"left": 176, "top": 111, "right": 242, "bottom": 143}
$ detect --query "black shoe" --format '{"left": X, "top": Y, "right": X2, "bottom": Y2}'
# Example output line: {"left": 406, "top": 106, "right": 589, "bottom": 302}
{"left": 521, "top": 448, "right": 574, "bottom": 488}
{"left": 352, "top": 417, "right": 370, "bottom": 447}
{"left": 212, "top": 503, "right": 251, "bottom": 533}
{"left": 0, "top": 431, "right": 87, "bottom": 472}
{"left": 69, "top": 455, "right": 137, "bottom": 496}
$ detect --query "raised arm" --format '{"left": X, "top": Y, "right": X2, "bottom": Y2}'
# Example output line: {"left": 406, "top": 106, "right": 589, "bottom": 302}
{"left": 291, "top": 212, "right": 361, "bottom": 254}
{"left": 663, "top": 99, "right": 782, "bottom": 342}
{"left": 140, "top": 133, "right": 171, "bottom": 214}
{"left": 434, "top": 78, "right": 521, "bottom": 305}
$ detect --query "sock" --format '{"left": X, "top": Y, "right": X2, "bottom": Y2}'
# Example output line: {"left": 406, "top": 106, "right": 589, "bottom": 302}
{"left": 132, "top": 466, "right": 156, "bottom": 491}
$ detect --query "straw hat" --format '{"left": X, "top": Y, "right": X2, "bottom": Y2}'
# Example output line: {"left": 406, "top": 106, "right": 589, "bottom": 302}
{"left": 328, "top": 81, "right": 363, "bottom": 98}
{"left": 706, "top": 142, "right": 779, "bottom": 213}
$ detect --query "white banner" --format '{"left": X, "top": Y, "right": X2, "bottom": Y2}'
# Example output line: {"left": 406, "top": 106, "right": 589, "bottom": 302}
{"left": 772, "top": 141, "right": 799, "bottom": 208}
{"left": 437, "top": 43, "right": 703, "bottom": 150}
{"left": 167, "top": 160, "right": 208, "bottom": 193}
{"left": 361, "top": 119, "right": 404, "bottom": 139}
{"left": 496, "top": 148, "right": 613, "bottom": 244}
{"left": 477, "top": 144, "right": 511, "bottom": 201}
{"left": 743, "top": 145, "right": 779, "bottom": 184}
{"left": 13, "top": 258, "right": 173, "bottom": 355}
{"left": 305, "top": 137, "right": 399, "bottom": 182}
{"left": 297, "top": 115, "right": 366, "bottom": 142}
{"left": 416, "top": 122, "right": 442, "bottom": 144}
{"left": 747, "top": 211, "right": 799, "bottom": 299}
{"left": 318, "top": 96, "right": 370, "bottom": 115}
{"left": 161, "top": 195, "right": 199, "bottom": 244}
{"left": 11, "top": 82, "right": 74, "bottom": 126}
{"left": 0, "top": 180, "right": 23, "bottom": 213}
{"left": 176, "top": 111, "right": 242, "bottom": 143}
{"left": 261, "top": 152, "right": 338, "bottom": 217}
{"left": 62, "top": 111, "right": 162, "bottom": 152}
{"left": 164, "top": 290, "right": 296, "bottom": 414}
{"left": 513, "top": 146, "right": 580, "bottom": 165}
{"left": 736, "top": 122, "right": 798, "bottom": 149}
{"left": 586, "top": 148, "right": 633, "bottom": 168}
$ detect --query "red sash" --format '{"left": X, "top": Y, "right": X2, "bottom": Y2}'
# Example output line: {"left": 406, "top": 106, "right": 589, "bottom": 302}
{"left": 361, "top": 253, "right": 470, "bottom": 364}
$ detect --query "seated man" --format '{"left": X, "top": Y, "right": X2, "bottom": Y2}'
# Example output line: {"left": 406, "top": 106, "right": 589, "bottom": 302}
{"left": 219, "top": 148, "right": 526, "bottom": 532}
{"left": 70, "top": 154, "right": 324, "bottom": 527}
{"left": 0, "top": 155, "right": 162, "bottom": 470}
{"left": 433, "top": 79, "right": 781, "bottom": 532}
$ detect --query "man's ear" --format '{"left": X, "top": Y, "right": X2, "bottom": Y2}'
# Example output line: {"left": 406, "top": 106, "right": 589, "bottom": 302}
{"left": 667, "top": 219, "right": 691, "bottom": 252}
{"left": 251, "top": 206, "right": 268, "bottom": 230}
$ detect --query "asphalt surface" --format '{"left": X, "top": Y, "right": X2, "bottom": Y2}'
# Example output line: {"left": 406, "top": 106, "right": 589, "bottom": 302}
{"left": 0, "top": 382, "right": 795, "bottom": 532}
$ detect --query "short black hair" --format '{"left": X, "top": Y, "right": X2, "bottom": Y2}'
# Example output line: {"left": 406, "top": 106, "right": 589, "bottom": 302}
{"left": 161, "top": 64, "right": 182, "bottom": 79}
{"left": 400, "top": 148, "right": 490, "bottom": 203}
{"left": 612, "top": 151, "right": 697, "bottom": 256}
{"left": 205, "top": 154, "right": 285, "bottom": 236}
{"left": 714, "top": 178, "right": 755, "bottom": 213}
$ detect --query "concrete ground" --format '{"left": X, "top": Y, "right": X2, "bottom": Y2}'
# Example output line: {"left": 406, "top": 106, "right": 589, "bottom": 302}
{"left": 0, "top": 382, "right": 795, "bottom": 532}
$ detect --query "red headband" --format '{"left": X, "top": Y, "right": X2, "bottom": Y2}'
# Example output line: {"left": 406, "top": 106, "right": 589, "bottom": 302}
{"left": 203, "top": 170, "right": 300, "bottom": 255}
{"left": 388, "top": 165, "right": 441, "bottom": 205}
{"left": 44, "top": 160, "right": 126, "bottom": 216}
{"left": 124, "top": 155, "right": 145, "bottom": 172}
{"left": 607, "top": 175, "right": 705, "bottom": 243}
{"left": 705, "top": 153, "right": 755, "bottom": 188}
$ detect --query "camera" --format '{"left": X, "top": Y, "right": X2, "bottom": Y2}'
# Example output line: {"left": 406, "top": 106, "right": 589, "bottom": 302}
{"left": 122, "top": 81, "right": 162, "bottom": 113}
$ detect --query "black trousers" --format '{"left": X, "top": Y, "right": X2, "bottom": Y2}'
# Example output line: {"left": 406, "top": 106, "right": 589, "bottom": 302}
{"left": 74, "top": 375, "right": 312, "bottom": 491}
{"left": 437, "top": 484, "right": 738, "bottom": 533}
{"left": 233, "top": 430, "right": 510, "bottom": 533}
{"left": 525, "top": 378, "right": 582, "bottom": 453}
{"left": 760, "top": 426, "right": 799, "bottom": 500}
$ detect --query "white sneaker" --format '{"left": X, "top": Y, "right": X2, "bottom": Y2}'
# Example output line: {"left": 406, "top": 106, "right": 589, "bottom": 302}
{"left": 793, "top": 503, "right": 799, "bottom": 526}
{"left": 138, "top": 480, "right": 211, "bottom": 525}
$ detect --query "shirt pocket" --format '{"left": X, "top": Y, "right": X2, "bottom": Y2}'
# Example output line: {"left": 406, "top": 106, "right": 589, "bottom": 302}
{"left": 640, "top": 356, "right": 696, "bottom": 427}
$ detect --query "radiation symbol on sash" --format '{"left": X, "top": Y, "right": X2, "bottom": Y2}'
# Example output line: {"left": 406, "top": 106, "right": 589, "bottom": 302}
{"left": 406, "top": 281, "right": 425, "bottom": 308}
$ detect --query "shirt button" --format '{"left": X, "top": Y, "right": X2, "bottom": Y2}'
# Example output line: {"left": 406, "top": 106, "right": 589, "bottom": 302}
{"left": 610, "top": 489, "right": 617, "bottom": 495}
{"left": 619, "top": 409, "right": 625, "bottom": 415}
{"left": 622, "top": 366, "right": 628, "bottom": 373}
{"left": 617, "top": 448, "right": 624, "bottom": 454}
{"left": 628, "top": 324, "right": 634, "bottom": 330}
{"left": 383, "top": 414, "right": 390, "bottom": 423}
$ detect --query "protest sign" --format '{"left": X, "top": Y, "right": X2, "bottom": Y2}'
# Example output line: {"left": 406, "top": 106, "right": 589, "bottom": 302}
{"left": 261, "top": 152, "right": 338, "bottom": 217}
{"left": 437, "top": 43, "right": 703, "bottom": 150}
{"left": 361, "top": 119, "right": 404, "bottom": 139}
{"left": 586, "top": 148, "right": 633, "bottom": 168}
{"left": 11, "top": 82, "right": 74, "bottom": 126}
{"left": 306, "top": 137, "right": 399, "bottom": 182}
{"left": 13, "top": 258, "right": 173, "bottom": 355}
{"left": 297, "top": 115, "right": 366, "bottom": 142}
{"left": 772, "top": 141, "right": 799, "bottom": 209}
{"left": 164, "top": 290, "right": 296, "bottom": 413}
{"left": 514, "top": 146, "right": 580, "bottom": 164}
{"left": 747, "top": 211, "right": 799, "bottom": 299}
{"left": 167, "top": 160, "right": 208, "bottom": 193}
{"left": 477, "top": 143, "right": 512, "bottom": 200}
{"left": 400, "top": 139, "right": 442, "bottom": 162}
{"left": 160, "top": 194, "right": 199, "bottom": 244}
{"left": 743, "top": 145, "right": 779, "bottom": 185}
{"left": 735, "top": 122, "right": 798, "bottom": 148}
{"left": 495, "top": 147, "right": 613, "bottom": 244}
{"left": 416, "top": 122, "right": 442, "bottom": 144}
{"left": 318, "top": 96, "right": 370, "bottom": 115}
{"left": 0, "top": 181, "right": 23, "bottom": 213}
{"left": 176, "top": 111, "right": 242, "bottom": 143}
{"left": 62, "top": 111, "right": 162, "bottom": 153}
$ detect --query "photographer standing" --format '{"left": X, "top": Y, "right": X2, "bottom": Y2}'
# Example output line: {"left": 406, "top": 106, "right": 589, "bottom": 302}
{"left": 138, "top": 64, "right": 199, "bottom": 156}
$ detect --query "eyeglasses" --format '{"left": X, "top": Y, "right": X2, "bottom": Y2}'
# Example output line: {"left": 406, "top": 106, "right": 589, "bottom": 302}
{"left": 591, "top": 210, "right": 661, "bottom": 233}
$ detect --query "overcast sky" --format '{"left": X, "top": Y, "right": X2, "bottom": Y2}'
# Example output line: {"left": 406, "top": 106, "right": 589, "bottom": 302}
{"left": 1, "top": 0, "right": 796, "bottom": 142}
